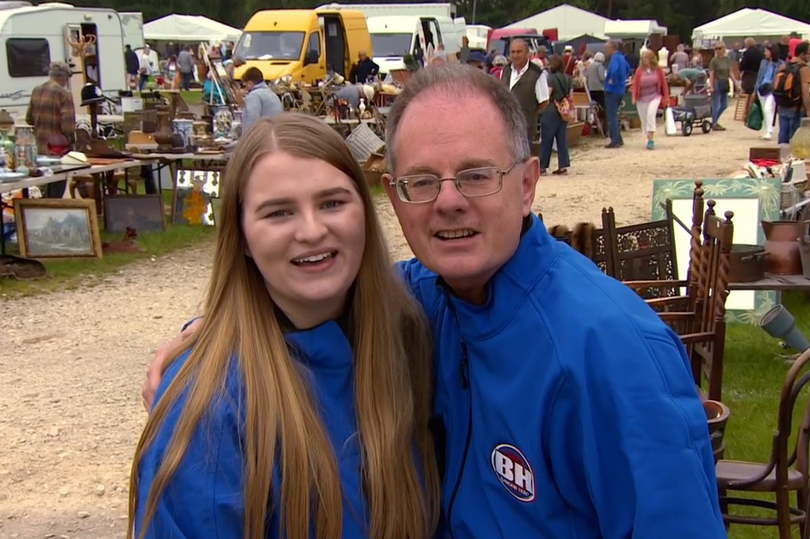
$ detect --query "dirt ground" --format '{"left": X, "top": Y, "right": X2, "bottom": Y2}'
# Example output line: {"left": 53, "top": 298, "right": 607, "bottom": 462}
{"left": 0, "top": 105, "right": 766, "bottom": 538}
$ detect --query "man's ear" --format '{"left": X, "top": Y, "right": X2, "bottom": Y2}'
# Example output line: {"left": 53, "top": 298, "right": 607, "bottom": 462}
{"left": 521, "top": 157, "right": 540, "bottom": 216}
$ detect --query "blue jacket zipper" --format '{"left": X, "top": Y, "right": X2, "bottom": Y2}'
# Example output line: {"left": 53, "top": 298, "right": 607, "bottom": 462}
{"left": 445, "top": 298, "right": 472, "bottom": 539}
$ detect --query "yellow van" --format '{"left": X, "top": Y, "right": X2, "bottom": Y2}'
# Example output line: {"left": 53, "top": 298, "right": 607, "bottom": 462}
{"left": 233, "top": 9, "right": 372, "bottom": 84}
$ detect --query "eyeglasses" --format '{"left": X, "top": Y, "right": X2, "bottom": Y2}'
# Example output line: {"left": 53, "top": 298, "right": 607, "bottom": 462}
{"left": 389, "top": 162, "right": 520, "bottom": 204}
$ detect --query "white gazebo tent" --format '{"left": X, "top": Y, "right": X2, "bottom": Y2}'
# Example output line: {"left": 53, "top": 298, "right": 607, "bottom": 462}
{"left": 692, "top": 8, "right": 810, "bottom": 46}
{"left": 504, "top": 4, "right": 612, "bottom": 40}
{"left": 144, "top": 14, "right": 242, "bottom": 42}
{"left": 603, "top": 19, "right": 667, "bottom": 39}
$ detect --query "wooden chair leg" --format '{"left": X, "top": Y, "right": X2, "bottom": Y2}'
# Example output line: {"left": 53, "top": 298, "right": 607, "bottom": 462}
{"left": 776, "top": 489, "right": 792, "bottom": 539}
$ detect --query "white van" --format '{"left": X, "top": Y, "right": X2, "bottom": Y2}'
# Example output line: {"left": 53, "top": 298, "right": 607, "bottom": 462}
{"left": 366, "top": 15, "right": 461, "bottom": 74}
{"left": 0, "top": 3, "right": 127, "bottom": 121}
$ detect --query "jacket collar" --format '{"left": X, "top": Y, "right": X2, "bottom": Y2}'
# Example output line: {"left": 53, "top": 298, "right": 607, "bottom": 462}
{"left": 274, "top": 286, "right": 356, "bottom": 370}
{"left": 249, "top": 81, "right": 269, "bottom": 93}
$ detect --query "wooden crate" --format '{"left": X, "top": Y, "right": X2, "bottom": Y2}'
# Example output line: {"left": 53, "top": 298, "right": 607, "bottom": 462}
{"left": 734, "top": 94, "right": 752, "bottom": 121}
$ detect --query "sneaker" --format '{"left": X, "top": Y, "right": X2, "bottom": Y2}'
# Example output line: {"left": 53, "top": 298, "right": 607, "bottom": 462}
{"left": 713, "top": 124, "right": 726, "bottom": 131}
{"left": 605, "top": 142, "right": 621, "bottom": 149}
{"left": 761, "top": 133, "right": 773, "bottom": 140}
{"left": 646, "top": 140, "right": 654, "bottom": 150}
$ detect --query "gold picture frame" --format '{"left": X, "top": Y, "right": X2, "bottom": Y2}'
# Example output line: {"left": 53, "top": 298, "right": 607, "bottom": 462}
{"left": 13, "top": 198, "right": 103, "bottom": 260}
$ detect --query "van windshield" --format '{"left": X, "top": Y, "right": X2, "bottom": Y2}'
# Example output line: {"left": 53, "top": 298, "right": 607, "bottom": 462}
{"left": 488, "top": 38, "right": 507, "bottom": 55}
{"left": 234, "top": 31, "right": 305, "bottom": 61}
{"left": 370, "top": 33, "right": 413, "bottom": 57}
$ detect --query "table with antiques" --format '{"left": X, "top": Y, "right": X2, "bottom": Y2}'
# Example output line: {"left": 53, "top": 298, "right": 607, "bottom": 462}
{"left": 0, "top": 157, "right": 157, "bottom": 262}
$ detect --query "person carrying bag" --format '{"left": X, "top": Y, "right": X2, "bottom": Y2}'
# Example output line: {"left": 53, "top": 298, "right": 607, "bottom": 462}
{"left": 540, "top": 55, "right": 573, "bottom": 176}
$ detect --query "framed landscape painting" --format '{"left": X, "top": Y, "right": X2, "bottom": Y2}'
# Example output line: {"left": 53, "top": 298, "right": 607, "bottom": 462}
{"left": 14, "top": 198, "right": 102, "bottom": 259}
{"left": 651, "top": 177, "right": 781, "bottom": 324}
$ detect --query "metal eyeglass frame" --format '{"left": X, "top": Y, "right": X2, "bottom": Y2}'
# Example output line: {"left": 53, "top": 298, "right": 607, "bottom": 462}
{"left": 389, "top": 161, "right": 521, "bottom": 204}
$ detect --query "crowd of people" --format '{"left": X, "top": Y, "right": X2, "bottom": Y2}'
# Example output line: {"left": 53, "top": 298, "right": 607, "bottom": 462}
{"left": 436, "top": 33, "right": 810, "bottom": 168}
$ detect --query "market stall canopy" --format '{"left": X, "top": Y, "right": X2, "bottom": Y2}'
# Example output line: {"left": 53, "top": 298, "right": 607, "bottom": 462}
{"left": 692, "top": 8, "right": 810, "bottom": 42}
{"left": 144, "top": 14, "right": 242, "bottom": 42}
{"left": 603, "top": 19, "right": 667, "bottom": 39}
{"left": 504, "top": 4, "right": 611, "bottom": 41}
{"left": 553, "top": 34, "right": 607, "bottom": 55}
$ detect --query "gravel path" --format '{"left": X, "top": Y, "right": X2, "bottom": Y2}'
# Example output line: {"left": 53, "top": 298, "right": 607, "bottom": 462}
{"left": 0, "top": 108, "right": 763, "bottom": 538}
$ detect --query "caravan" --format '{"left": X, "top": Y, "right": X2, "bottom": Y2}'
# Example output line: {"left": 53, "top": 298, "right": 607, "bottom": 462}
{"left": 0, "top": 2, "right": 127, "bottom": 121}
{"left": 366, "top": 15, "right": 461, "bottom": 74}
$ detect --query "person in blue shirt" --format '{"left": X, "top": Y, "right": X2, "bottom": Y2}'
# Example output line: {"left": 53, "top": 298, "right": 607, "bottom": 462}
{"left": 145, "top": 66, "right": 727, "bottom": 538}
{"left": 603, "top": 40, "right": 631, "bottom": 148}
{"left": 129, "top": 113, "right": 439, "bottom": 539}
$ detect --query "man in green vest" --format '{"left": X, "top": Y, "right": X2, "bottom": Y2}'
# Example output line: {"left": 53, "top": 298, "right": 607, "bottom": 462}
{"left": 498, "top": 39, "right": 550, "bottom": 147}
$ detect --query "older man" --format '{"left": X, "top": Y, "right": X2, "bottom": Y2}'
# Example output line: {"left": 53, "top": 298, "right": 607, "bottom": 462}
{"left": 499, "top": 38, "right": 549, "bottom": 147}
{"left": 349, "top": 50, "right": 379, "bottom": 83}
{"left": 25, "top": 61, "right": 75, "bottom": 198}
{"left": 144, "top": 64, "right": 726, "bottom": 539}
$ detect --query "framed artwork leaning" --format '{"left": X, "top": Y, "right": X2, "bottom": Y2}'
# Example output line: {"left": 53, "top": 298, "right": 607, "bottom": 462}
{"left": 13, "top": 198, "right": 103, "bottom": 259}
{"left": 172, "top": 168, "right": 220, "bottom": 226}
{"left": 103, "top": 194, "right": 166, "bottom": 233}
{"left": 651, "top": 177, "right": 781, "bottom": 324}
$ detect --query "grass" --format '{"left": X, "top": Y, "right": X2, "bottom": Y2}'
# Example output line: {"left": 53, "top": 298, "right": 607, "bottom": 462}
{"left": 178, "top": 90, "right": 203, "bottom": 106}
{"left": 721, "top": 291, "right": 810, "bottom": 539}
{"left": 0, "top": 188, "right": 215, "bottom": 297}
{"left": 133, "top": 89, "right": 203, "bottom": 106}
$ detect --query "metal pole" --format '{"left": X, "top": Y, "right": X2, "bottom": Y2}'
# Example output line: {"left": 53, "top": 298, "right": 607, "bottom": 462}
{"left": 472, "top": 0, "right": 477, "bottom": 25}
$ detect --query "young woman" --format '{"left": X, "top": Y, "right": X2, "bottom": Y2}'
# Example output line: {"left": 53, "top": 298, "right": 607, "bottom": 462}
{"left": 709, "top": 41, "right": 738, "bottom": 131}
{"left": 128, "top": 114, "right": 440, "bottom": 539}
{"left": 632, "top": 49, "right": 669, "bottom": 150}
{"left": 540, "top": 54, "right": 572, "bottom": 176}
{"left": 755, "top": 44, "right": 784, "bottom": 140}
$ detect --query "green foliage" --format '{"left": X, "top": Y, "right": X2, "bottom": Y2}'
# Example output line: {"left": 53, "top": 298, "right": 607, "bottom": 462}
{"left": 402, "top": 54, "right": 420, "bottom": 72}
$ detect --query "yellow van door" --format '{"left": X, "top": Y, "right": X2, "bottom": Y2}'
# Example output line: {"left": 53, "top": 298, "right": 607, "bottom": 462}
{"left": 300, "top": 30, "right": 324, "bottom": 82}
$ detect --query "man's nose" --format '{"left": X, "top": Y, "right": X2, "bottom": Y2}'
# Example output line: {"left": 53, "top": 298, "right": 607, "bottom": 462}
{"left": 432, "top": 179, "right": 467, "bottom": 214}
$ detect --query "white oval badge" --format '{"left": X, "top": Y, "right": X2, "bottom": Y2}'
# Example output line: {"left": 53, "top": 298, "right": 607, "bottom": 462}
{"left": 490, "top": 443, "right": 535, "bottom": 502}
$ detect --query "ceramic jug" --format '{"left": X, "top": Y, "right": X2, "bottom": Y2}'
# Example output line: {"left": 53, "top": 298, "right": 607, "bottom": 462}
{"left": 761, "top": 220, "right": 803, "bottom": 275}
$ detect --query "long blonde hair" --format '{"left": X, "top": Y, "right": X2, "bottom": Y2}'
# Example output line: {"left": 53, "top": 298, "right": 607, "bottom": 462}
{"left": 128, "top": 113, "right": 440, "bottom": 539}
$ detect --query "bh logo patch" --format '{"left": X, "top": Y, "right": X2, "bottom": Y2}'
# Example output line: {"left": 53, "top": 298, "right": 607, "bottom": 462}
{"left": 490, "top": 443, "right": 535, "bottom": 502}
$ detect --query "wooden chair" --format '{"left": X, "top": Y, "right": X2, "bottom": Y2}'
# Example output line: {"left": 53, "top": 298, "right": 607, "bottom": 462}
{"left": 716, "top": 348, "right": 810, "bottom": 538}
{"left": 602, "top": 203, "right": 678, "bottom": 298}
{"left": 623, "top": 200, "right": 733, "bottom": 402}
